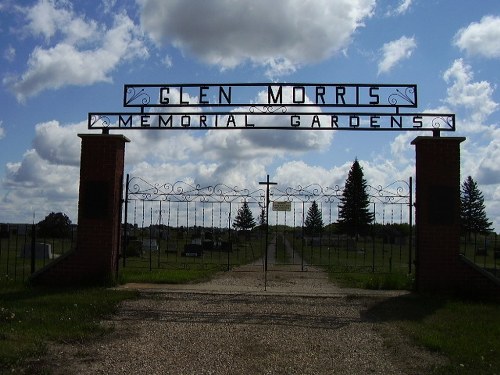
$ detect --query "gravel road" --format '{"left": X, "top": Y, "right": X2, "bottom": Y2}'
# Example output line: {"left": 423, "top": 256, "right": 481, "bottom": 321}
{"left": 41, "top": 266, "right": 446, "bottom": 375}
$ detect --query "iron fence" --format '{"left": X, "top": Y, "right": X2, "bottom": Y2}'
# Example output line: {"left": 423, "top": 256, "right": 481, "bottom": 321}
{"left": 121, "top": 176, "right": 416, "bottom": 275}
{"left": 2, "top": 178, "right": 499, "bottom": 283}
{"left": 0, "top": 223, "right": 77, "bottom": 282}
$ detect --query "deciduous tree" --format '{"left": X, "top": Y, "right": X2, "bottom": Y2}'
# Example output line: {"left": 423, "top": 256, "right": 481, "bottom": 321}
{"left": 37, "top": 212, "right": 72, "bottom": 238}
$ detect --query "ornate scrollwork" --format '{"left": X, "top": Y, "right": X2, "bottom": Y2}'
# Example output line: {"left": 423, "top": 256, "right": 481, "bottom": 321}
{"left": 127, "top": 177, "right": 411, "bottom": 213}
{"left": 249, "top": 105, "right": 287, "bottom": 114}
{"left": 125, "top": 87, "right": 151, "bottom": 106}
{"left": 388, "top": 87, "right": 416, "bottom": 106}
{"left": 90, "top": 115, "right": 111, "bottom": 128}
{"left": 366, "top": 180, "right": 411, "bottom": 204}
{"left": 431, "top": 116, "right": 454, "bottom": 129}
{"left": 127, "top": 177, "right": 265, "bottom": 204}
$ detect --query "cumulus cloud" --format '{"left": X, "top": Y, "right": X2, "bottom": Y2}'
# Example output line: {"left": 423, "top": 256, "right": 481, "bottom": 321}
{"left": 377, "top": 36, "right": 416, "bottom": 74}
{"left": 454, "top": 15, "right": 500, "bottom": 59}
{"left": 6, "top": 1, "right": 147, "bottom": 101}
{"left": 0, "top": 121, "right": 5, "bottom": 140}
{"left": 443, "top": 58, "right": 498, "bottom": 127}
{"left": 32, "top": 120, "right": 86, "bottom": 166}
{"left": 138, "top": 0, "right": 375, "bottom": 77}
{"left": 23, "top": 0, "right": 98, "bottom": 44}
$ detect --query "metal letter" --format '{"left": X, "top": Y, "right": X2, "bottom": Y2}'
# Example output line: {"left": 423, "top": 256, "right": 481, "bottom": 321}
{"left": 369, "top": 87, "right": 380, "bottom": 105}
{"left": 336, "top": 86, "right": 346, "bottom": 105}
{"left": 268, "top": 85, "right": 283, "bottom": 104}
{"left": 316, "top": 86, "right": 326, "bottom": 104}
{"left": 370, "top": 115, "right": 380, "bottom": 128}
{"left": 245, "top": 115, "right": 254, "bottom": 127}
{"left": 293, "top": 86, "right": 306, "bottom": 104}
{"left": 141, "top": 115, "right": 151, "bottom": 127}
{"left": 119, "top": 115, "right": 133, "bottom": 127}
{"left": 413, "top": 115, "right": 423, "bottom": 128}
{"left": 311, "top": 115, "right": 321, "bottom": 127}
{"left": 181, "top": 115, "right": 191, "bottom": 127}
{"left": 160, "top": 87, "right": 170, "bottom": 104}
{"left": 219, "top": 86, "right": 232, "bottom": 105}
{"left": 159, "top": 115, "right": 173, "bottom": 127}
{"left": 350, "top": 115, "right": 360, "bottom": 127}
{"left": 391, "top": 116, "right": 403, "bottom": 128}
{"left": 199, "top": 86, "right": 209, "bottom": 104}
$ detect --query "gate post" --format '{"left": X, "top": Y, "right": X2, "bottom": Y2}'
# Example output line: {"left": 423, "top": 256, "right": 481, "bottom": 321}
{"left": 30, "top": 134, "right": 129, "bottom": 286}
{"left": 411, "top": 135, "right": 465, "bottom": 293}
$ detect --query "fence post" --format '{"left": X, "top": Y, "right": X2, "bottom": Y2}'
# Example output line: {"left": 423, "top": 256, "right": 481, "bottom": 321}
{"left": 30, "top": 222, "right": 36, "bottom": 275}
{"left": 408, "top": 176, "right": 413, "bottom": 274}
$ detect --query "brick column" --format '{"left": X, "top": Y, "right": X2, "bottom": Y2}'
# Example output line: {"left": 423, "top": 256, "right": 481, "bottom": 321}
{"left": 411, "top": 136, "right": 465, "bottom": 293}
{"left": 31, "top": 134, "right": 129, "bottom": 286}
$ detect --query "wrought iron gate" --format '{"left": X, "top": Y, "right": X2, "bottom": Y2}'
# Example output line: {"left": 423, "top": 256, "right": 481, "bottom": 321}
{"left": 121, "top": 176, "right": 413, "bottom": 275}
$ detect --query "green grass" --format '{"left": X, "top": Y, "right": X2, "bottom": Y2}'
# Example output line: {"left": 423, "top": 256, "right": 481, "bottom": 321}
{"left": 0, "top": 279, "right": 137, "bottom": 374}
{"left": 370, "top": 295, "right": 500, "bottom": 375}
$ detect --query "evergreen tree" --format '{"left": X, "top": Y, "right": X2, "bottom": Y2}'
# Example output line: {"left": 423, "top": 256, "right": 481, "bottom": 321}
{"left": 460, "top": 176, "right": 493, "bottom": 237}
{"left": 304, "top": 201, "right": 323, "bottom": 235}
{"left": 233, "top": 201, "right": 256, "bottom": 230}
{"left": 258, "top": 207, "right": 267, "bottom": 229}
{"left": 338, "top": 159, "right": 374, "bottom": 236}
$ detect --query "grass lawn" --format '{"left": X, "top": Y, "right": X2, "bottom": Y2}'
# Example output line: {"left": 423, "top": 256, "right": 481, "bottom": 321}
{"left": 1, "top": 262, "right": 498, "bottom": 374}
{"left": 0, "top": 279, "right": 137, "bottom": 374}
{"left": 367, "top": 294, "right": 500, "bottom": 375}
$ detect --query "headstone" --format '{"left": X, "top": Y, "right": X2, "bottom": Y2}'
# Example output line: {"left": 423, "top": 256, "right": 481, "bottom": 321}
{"left": 20, "top": 243, "right": 52, "bottom": 259}
{"left": 182, "top": 243, "right": 203, "bottom": 257}
{"left": 141, "top": 239, "right": 158, "bottom": 252}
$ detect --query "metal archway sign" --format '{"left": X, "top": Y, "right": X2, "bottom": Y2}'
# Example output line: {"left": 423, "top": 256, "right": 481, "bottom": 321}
{"left": 88, "top": 83, "right": 455, "bottom": 132}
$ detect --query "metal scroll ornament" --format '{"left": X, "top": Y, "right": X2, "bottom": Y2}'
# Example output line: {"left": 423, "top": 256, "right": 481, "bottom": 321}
{"left": 125, "top": 87, "right": 151, "bottom": 106}
{"left": 388, "top": 87, "right": 416, "bottom": 106}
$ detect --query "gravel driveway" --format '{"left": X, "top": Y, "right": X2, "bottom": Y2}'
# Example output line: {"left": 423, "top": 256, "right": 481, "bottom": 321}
{"left": 43, "top": 266, "right": 446, "bottom": 375}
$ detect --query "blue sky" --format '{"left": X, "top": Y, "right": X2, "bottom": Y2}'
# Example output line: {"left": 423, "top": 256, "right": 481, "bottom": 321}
{"left": 0, "top": 0, "right": 499, "bottom": 230}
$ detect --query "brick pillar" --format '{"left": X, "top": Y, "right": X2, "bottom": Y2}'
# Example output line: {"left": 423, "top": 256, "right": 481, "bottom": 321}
{"left": 411, "top": 136, "right": 465, "bottom": 293}
{"left": 30, "top": 134, "right": 129, "bottom": 286}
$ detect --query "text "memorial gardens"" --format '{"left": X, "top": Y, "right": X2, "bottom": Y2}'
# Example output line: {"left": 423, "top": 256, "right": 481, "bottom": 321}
{"left": 88, "top": 83, "right": 455, "bottom": 132}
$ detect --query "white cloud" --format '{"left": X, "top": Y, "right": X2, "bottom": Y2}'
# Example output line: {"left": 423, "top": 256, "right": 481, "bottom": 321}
{"left": 378, "top": 36, "right": 416, "bottom": 74}
{"left": 0, "top": 121, "right": 5, "bottom": 140}
{"left": 24, "top": 0, "right": 99, "bottom": 44}
{"left": 386, "top": 0, "right": 413, "bottom": 16}
{"left": 162, "top": 55, "right": 173, "bottom": 68}
{"left": 3, "top": 45, "right": 15, "bottom": 62}
{"left": 454, "top": 15, "right": 500, "bottom": 59}
{"left": 6, "top": 1, "right": 147, "bottom": 102}
{"left": 32, "top": 120, "right": 85, "bottom": 166}
{"left": 443, "top": 59, "right": 498, "bottom": 127}
{"left": 138, "top": 0, "right": 375, "bottom": 76}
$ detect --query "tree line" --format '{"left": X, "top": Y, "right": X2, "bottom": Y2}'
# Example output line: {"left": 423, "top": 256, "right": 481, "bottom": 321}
{"left": 34, "top": 162, "right": 494, "bottom": 238}
{"left": 232, "top": 160, "right": 494, "bottom": 237}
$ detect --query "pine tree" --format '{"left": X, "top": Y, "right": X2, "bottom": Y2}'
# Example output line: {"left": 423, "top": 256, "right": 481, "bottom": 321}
{"left": 233, "top": 201, "right": 256, "bottom": 230}
{"left": 258, "top": 207, "right": 267, "bottom": 228}
{"left": 304, "top": 201, "right": 323, "bottom": 235}
{"left": 338, "top": 159, "right": 374, "bottom": 236}
{"left": 460, "top": 176, "right": 492, "bottom": 237}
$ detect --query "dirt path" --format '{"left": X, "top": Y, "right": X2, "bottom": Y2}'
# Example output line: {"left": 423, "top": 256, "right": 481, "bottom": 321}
{"left": 41, "top": 240, "right": 446, "bottom": 374}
